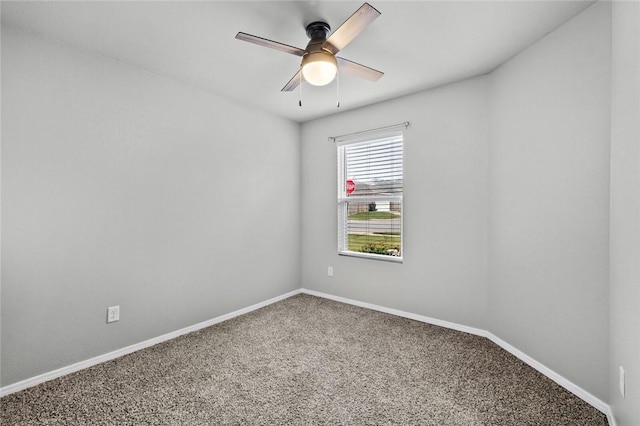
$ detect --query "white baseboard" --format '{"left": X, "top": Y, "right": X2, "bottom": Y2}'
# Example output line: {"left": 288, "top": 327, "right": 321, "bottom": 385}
{"left": 0, "top": 289, "right": 302, "bottom": 397}
{"left": 300, "top": 288, "right": 616, "bottom": 425}
{"left": 485, "top": 333, "right": 617, "bottom": 426}
{"left": 301, "top": 288, "right": 486, "bottom": 336}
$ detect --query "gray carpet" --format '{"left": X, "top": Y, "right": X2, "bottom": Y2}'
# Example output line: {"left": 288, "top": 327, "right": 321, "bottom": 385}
{"left": 1, "top": 294, "right": 608, "bottom": 425}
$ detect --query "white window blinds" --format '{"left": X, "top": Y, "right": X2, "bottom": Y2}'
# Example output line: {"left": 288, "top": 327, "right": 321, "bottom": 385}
{"left": 337, "top": 130, "right": 404, "bottom": 261}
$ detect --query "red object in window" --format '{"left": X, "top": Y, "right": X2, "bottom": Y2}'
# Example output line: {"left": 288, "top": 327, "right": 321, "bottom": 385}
{"left": 346, "top": 180, "right": 356, "bottom": 194}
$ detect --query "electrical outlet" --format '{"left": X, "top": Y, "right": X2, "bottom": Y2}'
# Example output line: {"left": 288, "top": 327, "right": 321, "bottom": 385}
{"left": 328, "top": 266, "right": 333, "bottom": 277}
{"left": 620, "top": 366, "right": 625, "bottom": 398}
{"left": 107, "top": 306, "right": 120, "bottom": 323}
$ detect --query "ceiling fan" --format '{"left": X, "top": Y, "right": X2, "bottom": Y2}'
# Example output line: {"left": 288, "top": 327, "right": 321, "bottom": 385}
{"left": 235, "top": 2, "right": 383, "bottom": 92}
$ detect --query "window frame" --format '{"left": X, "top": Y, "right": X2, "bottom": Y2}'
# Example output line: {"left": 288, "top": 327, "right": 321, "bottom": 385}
{"left": 336, "top": 130, "right": 404, "bottom": 263}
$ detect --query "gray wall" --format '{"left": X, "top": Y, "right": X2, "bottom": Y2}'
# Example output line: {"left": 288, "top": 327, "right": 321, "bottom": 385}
{"left": 300, "top": 76, "right": 490, "bottom": 330}
{"left": 609, "top": 1, "right": 640, "bottom": 424}
{"left": 488, "top": 2, "right": 611, "bottom": 401}
{"left": 1, "top": 27, "right": 301, "bottom": 387}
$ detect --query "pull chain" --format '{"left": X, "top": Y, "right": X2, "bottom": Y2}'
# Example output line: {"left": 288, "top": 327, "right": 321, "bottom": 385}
{"left": 298, "top": 67, "right": 303, "bottom": 107}
{"left": 336, "top": 67, "right": 341, "bottom": 108}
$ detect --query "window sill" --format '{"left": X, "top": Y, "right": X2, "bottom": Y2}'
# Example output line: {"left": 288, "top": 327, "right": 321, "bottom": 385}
{"left": 338, "top": 251, "right": 403, "bottom": 263}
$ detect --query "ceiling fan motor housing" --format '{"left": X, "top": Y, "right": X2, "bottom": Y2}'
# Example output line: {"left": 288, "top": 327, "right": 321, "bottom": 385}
{"left": 304, "top": 21, "right": 334, "bottom": 58}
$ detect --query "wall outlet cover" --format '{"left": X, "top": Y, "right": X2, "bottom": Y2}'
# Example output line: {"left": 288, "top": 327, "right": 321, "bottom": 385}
{"left": 107, "top": 306, "right": 120, "bottom": 323}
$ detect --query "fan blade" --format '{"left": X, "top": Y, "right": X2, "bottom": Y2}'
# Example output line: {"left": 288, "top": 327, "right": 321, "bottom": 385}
{"left": 323, "top": 3, "right": 381, "bottom": 55}
{"left": 337, "top": 57, "right": 383, "bottom": 82}
{"left": 282, "top": 69, "right": 303, "bottom": 92}
{"left": 235, "top": 32, "right": 306, "bottom": 57}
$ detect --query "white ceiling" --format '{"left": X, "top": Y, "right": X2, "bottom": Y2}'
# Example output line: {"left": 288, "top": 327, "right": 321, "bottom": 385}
{"left": 2, "top": 1, "right": 595, "bottom": 123}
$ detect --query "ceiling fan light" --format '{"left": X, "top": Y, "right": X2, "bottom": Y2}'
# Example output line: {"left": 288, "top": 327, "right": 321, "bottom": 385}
{"left": 301, "top": 51, "right": 338, "bottom": 86}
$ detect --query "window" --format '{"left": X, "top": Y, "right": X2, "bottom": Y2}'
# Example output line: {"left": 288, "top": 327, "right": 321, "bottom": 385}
{"left": 337, "top": 130, "right": 403, "bottom": 261}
